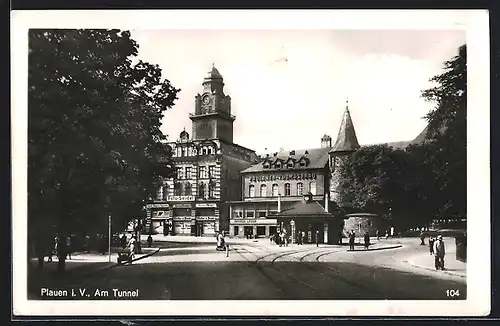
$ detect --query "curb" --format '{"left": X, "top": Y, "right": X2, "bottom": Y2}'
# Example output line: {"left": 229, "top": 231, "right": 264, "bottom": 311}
{"left": 405, "top": 258, "right": 466, "bottom": 279}
{"left": 80, "top": 248, "right": 161, "bottom": 277}
{"left": 347, "top": 245, "right": 403, "bottom": 252}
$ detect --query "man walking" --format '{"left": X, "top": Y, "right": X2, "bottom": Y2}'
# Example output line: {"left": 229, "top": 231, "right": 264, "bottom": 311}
{"left": 433, "top": 235, "right": 446, "bottom": 270}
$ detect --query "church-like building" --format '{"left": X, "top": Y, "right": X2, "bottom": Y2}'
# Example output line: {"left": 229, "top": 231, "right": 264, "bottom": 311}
{"left": 144, "top": 65, "right": 257, "bottom": 236}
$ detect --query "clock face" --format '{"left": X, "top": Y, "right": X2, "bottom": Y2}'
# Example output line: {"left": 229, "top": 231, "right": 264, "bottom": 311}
{"left": 202, "top": 95, "right": 210, "bottom": 104}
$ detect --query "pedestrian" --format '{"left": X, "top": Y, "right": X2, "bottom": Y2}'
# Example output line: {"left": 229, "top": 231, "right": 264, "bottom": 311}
{"left": 376, "top": 229, "right": 380, "bottom": 241}
{"left": 66, "top": 235, "right": 72, "bottom": 260}
{"left": 315, "top": 230, "right": 319, "bottom": 247}
{"left": 120, "top": 234, "right": 127, "bottom": 248}
{"left": 420, "top": 230, "right": 426, "bottom": 245}
{"left": 364, "top": 232, "right": 370, "bottom": 249}
{"left": 298, "top": 231, "right": 303, "bottom": 245}
{"left": 127, "top": 236, "right": 136, "bottom": 258}
{"left": 434, "top": 235, "right": 446, "bottom": 270}
{"left": 429, "top": 236, "right": 435, "bottom": 255}
{"left": 147, "top": 234, "right": 153, "bottom": 247}
{"left": 385, "top": 230, "right": 389, "bottom": 240}
{"left": 390, "top": 226, "right": 395, "bottom": 238}
{"left": 349, "top": 231, "right": 355, "bottom": 251}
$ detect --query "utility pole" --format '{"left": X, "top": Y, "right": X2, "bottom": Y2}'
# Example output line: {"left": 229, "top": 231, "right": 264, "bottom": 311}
{"left": 108, "top": 214, "right": 112, "bottom": 262}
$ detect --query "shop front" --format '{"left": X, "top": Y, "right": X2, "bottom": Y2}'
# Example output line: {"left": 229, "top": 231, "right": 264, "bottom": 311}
{"left": 271, "top": 194, "right": 344, "bottom": 245}
{"left": 229, "top": 218, "right": 278, "bottom": 239}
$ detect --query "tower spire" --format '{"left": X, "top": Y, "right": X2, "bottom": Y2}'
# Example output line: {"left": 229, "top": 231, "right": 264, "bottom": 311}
{"left": 331, "top": 99, "right": 360, "bottom": 153}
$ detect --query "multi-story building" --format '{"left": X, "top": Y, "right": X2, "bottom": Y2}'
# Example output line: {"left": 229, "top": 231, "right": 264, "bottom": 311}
{"left": 228, "top": 139, "right": 333, "bottom": 239}
{"left": 145, "top": 65, "right": 257, "bottom": 236}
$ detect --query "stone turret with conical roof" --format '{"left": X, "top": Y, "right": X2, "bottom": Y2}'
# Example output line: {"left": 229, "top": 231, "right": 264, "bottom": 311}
{"left": 329, "top": 99, "right": 360, "bottom": 204}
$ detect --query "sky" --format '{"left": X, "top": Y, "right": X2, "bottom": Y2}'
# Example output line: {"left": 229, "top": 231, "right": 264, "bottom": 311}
{"left": 129, "top": 29, "right": 466, "bottom": 154}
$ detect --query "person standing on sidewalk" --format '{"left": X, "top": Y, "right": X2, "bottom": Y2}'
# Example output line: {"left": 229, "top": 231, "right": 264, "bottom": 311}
{"left": 433, "top": 235, "right": 446, "bottom": 270}
{"left": 364, "top": 232, "right": 370, "bottom": 249}
{"left": 429, "top": 236, "right": 435, "bottom": 255}
{"left": 349, "top": 231, "right": 355, "bottom": 251}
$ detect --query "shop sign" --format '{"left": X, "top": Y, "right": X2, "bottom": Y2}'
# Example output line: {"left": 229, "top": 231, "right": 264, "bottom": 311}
{"left": 146, "top": 203, "right": 169, "bottom": 209}
{"left": 196, "top": 203, "right": 217, "bottom": 208}
{"left": 230, "top": 219, "right": 277, "bottom": 225}
{"left": 173, "top": 216, "right": 192, "bottom": 221}
{"left": 249, "top": 173, "right": 317, "bottom": 183}
{"left": 196, "top": 216, "right": 217, "bottom": 221}
{"left": 167, "top": 195, "right": 195, "bottom": 202}
{"left": 173, "top": 203, "right": 192, "bottom": 208}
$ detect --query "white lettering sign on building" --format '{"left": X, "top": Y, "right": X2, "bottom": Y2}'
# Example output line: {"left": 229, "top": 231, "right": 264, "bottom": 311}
{"left": 196, "top": 203, "right": 217, "bottom": 208}
{"left": 167, "top": 195, "right": 195, "bottom": 202}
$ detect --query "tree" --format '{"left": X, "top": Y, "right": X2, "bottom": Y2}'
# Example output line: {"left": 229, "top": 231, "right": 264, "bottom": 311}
{"left": 421, "top": 44, "right": 466, "bottom": 219}
{"left": 28, "top": 29, "right": 180, "bottom": 271}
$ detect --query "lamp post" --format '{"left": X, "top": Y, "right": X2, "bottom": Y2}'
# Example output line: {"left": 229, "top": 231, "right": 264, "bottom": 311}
{"left": 108, "top": 214, "right": 111, "bottom": 262}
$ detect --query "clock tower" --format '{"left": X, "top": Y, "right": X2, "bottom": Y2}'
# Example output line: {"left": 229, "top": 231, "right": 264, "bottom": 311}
{"left": 191, "top": 64, "right": 235, "bottom": 143}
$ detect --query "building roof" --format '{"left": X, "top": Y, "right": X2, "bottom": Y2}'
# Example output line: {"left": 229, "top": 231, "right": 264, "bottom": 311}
{"left": 204, "top": 64, "right": 223, "bottom": 80}
{"left": 331, "top": 104, "right": 360, "bottom": 153}
{"left": 241, "top": 147, "right": 331, "bottom": 173}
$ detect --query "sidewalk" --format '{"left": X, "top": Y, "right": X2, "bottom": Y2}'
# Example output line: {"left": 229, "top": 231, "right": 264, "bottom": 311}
{"left": 407, "top": 251, "right": 466, "bottom": 279}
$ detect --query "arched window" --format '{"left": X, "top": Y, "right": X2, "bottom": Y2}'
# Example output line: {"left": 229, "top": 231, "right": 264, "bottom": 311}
{"left": 210, "top": 147, "right": 215, "bottom": 155}
{"left": 184, "top": 182, "right": 192, "bottom": 196}
{"left": 162, "top": 184, "right": 169, "bottom": 200}
{"left": 297, "top": 182, "right": 303, "bottom": 196}
{"left": 198, "top": 182, "right": 206, "bottom": 199}
{"left": 260, "top": 184, "right": 267, "bottom": 197}
{"left": 174, "top": 183, "right": 182, "bottom": 196}
{"left": 182, "top": 147, "right": 187, "bottom": 156}
{"left": 309, "top": 181, "right": 316, "bottom": 195}
{"left": 249, "top": 185, "right": 255, "bottom": 197}
{"left": 284, "top": 183, "right": 291, "bottom": 196}
{"left": 272, "top": 184, "right": 279, "bottom": 197}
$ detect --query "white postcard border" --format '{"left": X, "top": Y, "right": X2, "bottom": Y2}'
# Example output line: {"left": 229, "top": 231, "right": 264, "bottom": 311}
{"left": 11, "top": 9, "right": 490, "bottom": 317}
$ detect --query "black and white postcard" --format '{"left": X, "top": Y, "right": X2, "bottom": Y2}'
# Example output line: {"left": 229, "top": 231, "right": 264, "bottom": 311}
{"left": 11, "top": 9, "right": 490, "bottom": 317}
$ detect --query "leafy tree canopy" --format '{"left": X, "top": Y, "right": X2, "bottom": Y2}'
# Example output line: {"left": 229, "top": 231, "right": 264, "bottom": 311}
{"left": 28, "top": 29, "right": 180, "bottom": 240}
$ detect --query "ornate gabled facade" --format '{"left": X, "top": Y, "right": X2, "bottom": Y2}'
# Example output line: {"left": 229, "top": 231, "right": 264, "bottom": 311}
{"left": 145, "top": 66, "right": 257, "bottom": 236}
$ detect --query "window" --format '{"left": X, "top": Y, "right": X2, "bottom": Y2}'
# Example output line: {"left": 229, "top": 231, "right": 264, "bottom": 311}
{"left": 287, "top": 161, "right": 294, "bottom": 168}
{"left": 272, "top": 184, "right": 279, "bottom": 197}
{"left": 157, "top": 186, "right": 163, "bottom": 201}
{"left": 208, "top": 165, "right": 216, "bottom": 178}
{"left": 182, "top": 147, "right": 187, "bottom": 157}
{"left": 233, "top": 210, "right": 243, "bottom": 218}
{"left": 297, "top": 183, "right": 304, "bottom": 196}
{"left": 184, "top": 182, "right": 192, "bottom": 196}
{"left": 162, "top": 185, "right": 169, "bottom": 200}
{"left": 299, "top": 161, "right": 306, "bottom": 167}
{"left": 246, "top": 211, "right": 255, "bottom": 218}
{"left": 275, "top": 162, "right": 282, "bottom": 168}
{"left": 177, "top": 167, "right": 185, "bottom": 179}
{"left": 260, "top": 184, "right": 267, "bottom": 197}
{"left": 174, "top": 183, "right": 182, "bottom": 196}
{"left": 263, "top": 163, "right": 270, "bottom": 169}
{"left": 199, "top": 166, "right": 207, "bottom": 179}
{"left": 185, "top": 167, "right": 192, "bottom": 179}
{"left": 310, "top": 181, "right": 316, "bottom": 195}
{"left": 198, "top": 182, "right": 206, "bottom": 198}
{"left": 208, "top": 181, "right": 215, "bottom": 198}
{"left": 249, "top": 185, "right": 255, "bottom": 197}
{"left": 284, "top": 183, "right": 291, "bottom": 196}
{"left": 233, "top": 226, "right": 239, "bottom": 236}
{"left": 258, "top": 211, "right": 267, "bottom": 218}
